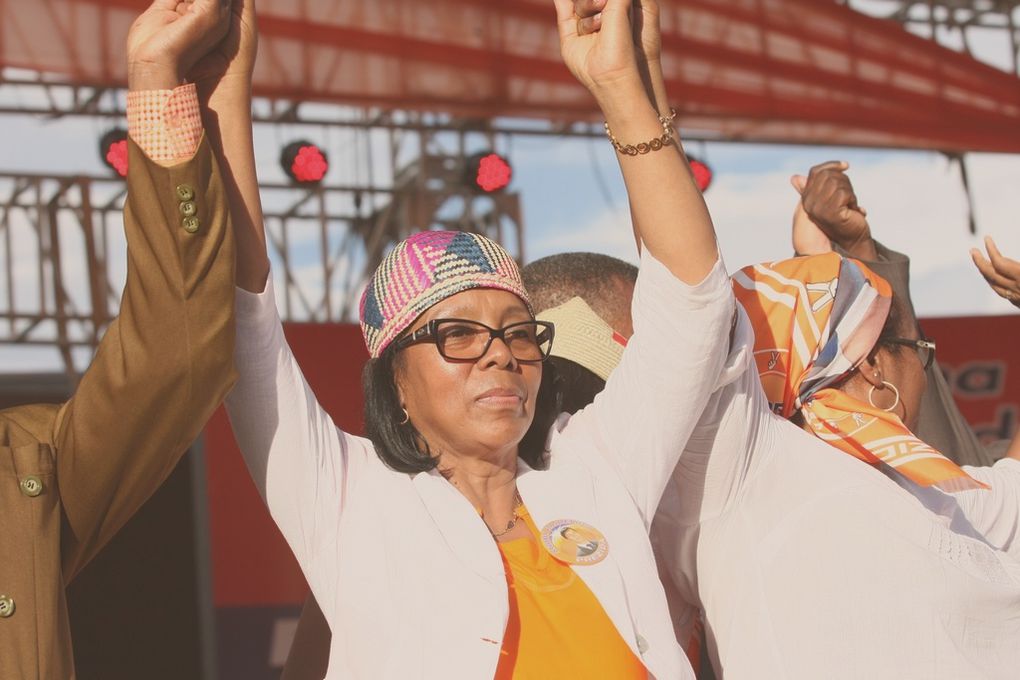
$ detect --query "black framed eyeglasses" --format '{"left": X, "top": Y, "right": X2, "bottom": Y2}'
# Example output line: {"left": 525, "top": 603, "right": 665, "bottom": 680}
{"left": 886, "top": 338, "right": 937, "bottom": 370}
{"left": 394, "top": 318, "right": 555, "bottom": 362}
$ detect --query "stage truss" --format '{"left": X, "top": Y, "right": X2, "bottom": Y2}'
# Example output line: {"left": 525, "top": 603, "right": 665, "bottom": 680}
{"left": 0, "top": 101, "right": 527, "bottom": 376}
{"left": 2, "top": 0, "right": 1019, "bottom": 378}
{"left": 848, "top": 0, "right": 1020, "bottom": 75}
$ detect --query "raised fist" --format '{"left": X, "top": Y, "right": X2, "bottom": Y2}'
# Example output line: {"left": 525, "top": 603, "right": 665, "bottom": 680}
{"left": 127, "top": 0, "right": 232, "bottom": 90}
{"left": 792, "top": 161, "right": 875, "bottom": 260}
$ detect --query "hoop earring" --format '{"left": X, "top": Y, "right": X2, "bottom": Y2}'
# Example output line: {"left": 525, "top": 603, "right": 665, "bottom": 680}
{"left": 398, "top": 408, "right": 410, "bottom": 425}
{"left": 868, "top": 381, "right": 901, "bottom": 413}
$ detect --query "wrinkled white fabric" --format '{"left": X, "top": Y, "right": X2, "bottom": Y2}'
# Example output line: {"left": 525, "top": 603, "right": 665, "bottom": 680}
{"left": 653, "top": 307, "right": 1020, "bottom": 680}
{"left": 226, "top": 249, "right": 735, "bottom": 680}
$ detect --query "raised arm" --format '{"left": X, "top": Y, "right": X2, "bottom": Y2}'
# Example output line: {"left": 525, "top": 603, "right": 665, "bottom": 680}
{"left": 554, "top": 0, "right": 735, "bottom": 522}
{"left": 195, "top": 0, "right": 355, "bottom": 598}
{"left": 58, "top": 0, "right": 237, "bottom": 578}
{"left": 574, "top": 0, "right": 672, "bottom": 254}
{"left": 556, "top": 0, "right": 718, "bottom": 284}
{"left": 189, "top": 0, "right": 268, "bottom": 294}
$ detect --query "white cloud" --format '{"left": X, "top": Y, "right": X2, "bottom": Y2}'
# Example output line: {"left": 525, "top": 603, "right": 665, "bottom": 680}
{"left": 525, "top": 149, "right": 1020, "bottom": 319}
{"left": 527, "top": 206, "right": 637, "bottom": 264}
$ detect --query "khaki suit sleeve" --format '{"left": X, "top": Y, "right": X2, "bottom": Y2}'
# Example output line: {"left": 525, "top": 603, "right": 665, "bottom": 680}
{"left": 57, "top": 137, "right": 237, "bottom": 580}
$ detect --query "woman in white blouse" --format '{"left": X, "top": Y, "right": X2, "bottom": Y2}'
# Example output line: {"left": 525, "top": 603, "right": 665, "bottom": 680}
{"left": 222, "top": 1, "right": 737, "bottom": 677}
{"left": 652, "top": 254, "right": 1020, "bottom": 679}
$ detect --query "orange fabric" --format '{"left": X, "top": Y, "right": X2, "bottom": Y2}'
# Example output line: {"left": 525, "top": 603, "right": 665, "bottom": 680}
{"left": 127, "top": 84, "right": 203, "bottom": 164}
{"left": 684, "top": 616, "right": 704, "bottom": 675}
{"left": 733, "top": 253, "right": 985, "bottom": 493}
{"left": 493, "top": 508, "right": 646, "bottom": 680}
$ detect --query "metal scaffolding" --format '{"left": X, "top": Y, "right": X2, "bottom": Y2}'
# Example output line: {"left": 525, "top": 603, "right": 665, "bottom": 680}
{"left": 847, "top": 0, "right": 1020, "bottom": 75}
{"left": 3, "top": 0, "right": 1020, "bottom": 377}
{"left": 0, "top": 172, "right": 124, "bottom": 374}
{"left": 0, "top": 108, "right": 524, "bottom": 377}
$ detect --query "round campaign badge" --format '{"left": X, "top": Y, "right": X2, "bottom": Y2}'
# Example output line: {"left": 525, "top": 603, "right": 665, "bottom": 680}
{"left": 540, "top": 519, "right": 609, "bottom": 566}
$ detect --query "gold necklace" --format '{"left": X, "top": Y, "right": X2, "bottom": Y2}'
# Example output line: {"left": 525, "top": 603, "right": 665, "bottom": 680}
{"left": 487, "top": 490, "right": 523, "bottom": 538}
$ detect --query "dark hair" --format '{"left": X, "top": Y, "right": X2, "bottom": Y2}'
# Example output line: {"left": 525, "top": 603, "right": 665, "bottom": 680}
{"left": 548, "top": 356, "right": 606, "bottom": 415}
{"left": 362, "top": 347, "right": 562, "bottom": 474}
{"left": 522, "top": 252, "right": 637, "bottom": 332}
{"left": 873, "top": 293, "right": 914, "bottom": 357}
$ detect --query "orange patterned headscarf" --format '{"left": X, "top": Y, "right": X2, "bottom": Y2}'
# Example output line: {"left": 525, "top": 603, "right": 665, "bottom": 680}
{"left": 732, "top": 253, "right": 985, "bottom": 493}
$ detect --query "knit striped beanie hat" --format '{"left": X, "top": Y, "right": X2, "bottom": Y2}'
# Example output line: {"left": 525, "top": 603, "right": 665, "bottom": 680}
{"left": 359, "top": 231, "right": 533, "bottom": 358}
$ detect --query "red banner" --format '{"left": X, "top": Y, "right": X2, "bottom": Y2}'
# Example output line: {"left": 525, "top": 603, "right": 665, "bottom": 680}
{"left": 923, "top": 315, "right": 1020, "bottom": 448}
{"left": 5, "top": 0, "right": 1020, "bottom": 151}
{"left": 204, "top": 323, "right": 366, "bottom": 677}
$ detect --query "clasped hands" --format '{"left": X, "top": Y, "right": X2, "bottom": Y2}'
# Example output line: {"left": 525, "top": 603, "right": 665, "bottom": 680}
{"left": 127, "top": 0, "right": 256, "bottom": 104}
{"left": 791, "top": 160, "right": 1020, "bottom": 310}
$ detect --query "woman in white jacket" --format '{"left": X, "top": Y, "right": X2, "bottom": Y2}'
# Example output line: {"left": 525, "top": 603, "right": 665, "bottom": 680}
{"left": 224, "top": 0, "right": 736, "bottom": 678}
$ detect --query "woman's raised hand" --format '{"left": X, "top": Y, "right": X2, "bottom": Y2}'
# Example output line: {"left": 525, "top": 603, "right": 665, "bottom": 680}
{"left": 572, "top": 0, "right": 662, "bottom": 74}
{"left": 571, "top": 0, "right": 666, "bottom": 114}
{"left": 555, "top": 0, "right": 718, "bottom": 285}
{"left": 553, "top": 0, "right": 651, "bottom": 100}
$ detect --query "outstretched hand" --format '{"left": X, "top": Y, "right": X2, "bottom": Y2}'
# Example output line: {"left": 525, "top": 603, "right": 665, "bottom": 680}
{"left": 972, "top": 237, "right": 1020, "bottom": 309}
{"left": 127, "top": 0, "right": 232, "bottom": 90}
{"left": 553, "top": 0, "right": 648, "bottom": 97}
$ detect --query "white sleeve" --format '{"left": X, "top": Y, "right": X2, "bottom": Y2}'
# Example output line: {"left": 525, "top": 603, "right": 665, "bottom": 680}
{"left": 652, "top": 304, "right": 773, "bottom": 611}
{"left": 956, "top": 458, "right": 1020, "bottom": 559}
{"left": 568, "top": 248, "right": 736, "bottom": 524}
{"left": 224, "top": 275, "right": 362, "bottom": 617}
{"left": 658, "top": 303, "right": 777, "bottom": 526}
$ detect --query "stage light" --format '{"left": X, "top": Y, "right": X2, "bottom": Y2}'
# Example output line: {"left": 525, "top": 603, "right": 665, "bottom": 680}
{"left": 466, "top": 152, "right": 512, "bottom": 193}
{"left": 281, "top": 140, "right": 329, "bottom": 184}
{"left": 99, "top": 129, "right": 129, "bottom": 178}
{"left": 688, "top": 156, "right": 713, "bottom": 193}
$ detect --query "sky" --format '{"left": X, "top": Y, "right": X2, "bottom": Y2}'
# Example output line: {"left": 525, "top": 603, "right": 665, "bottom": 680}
{"left": 0, "top": 1, "right": 1018, "bottom": 373}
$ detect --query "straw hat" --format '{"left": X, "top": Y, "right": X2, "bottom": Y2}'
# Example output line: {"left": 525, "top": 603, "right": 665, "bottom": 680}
{"left": 538, "top": 297, "right": 627, "bottom": 380}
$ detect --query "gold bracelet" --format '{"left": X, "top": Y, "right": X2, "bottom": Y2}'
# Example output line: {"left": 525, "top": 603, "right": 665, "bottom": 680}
{"left": 605, "top": 107, "right": 678, "bottom": 156}
{"left": 658, "top": 107, "right": 678, "bottom": 128}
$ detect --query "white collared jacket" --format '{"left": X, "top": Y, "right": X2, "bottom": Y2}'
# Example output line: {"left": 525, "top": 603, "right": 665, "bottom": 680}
{"left": 225, "top": 249, "right": 736, "bottom": 680}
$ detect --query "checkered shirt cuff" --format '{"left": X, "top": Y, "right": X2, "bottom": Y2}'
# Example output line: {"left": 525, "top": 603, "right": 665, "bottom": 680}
{"left": 127, "top": 83, "right": 203, "bottom": 165}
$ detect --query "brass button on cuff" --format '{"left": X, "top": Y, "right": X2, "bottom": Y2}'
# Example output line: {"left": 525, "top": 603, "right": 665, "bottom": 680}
{"left": 19, "top": 475, "right": 43, "bottom": 498}
{"left": 176, "top": 184, "right": 195, "bottom": 202}
{"left": 0, "top": 596, "right": 15, "bottom": 618}
{"left": 179, "top": 201, "right": 197, "bottom": 217}
{"left": 182, "top": 217, "right": 200, "bottom": 234}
